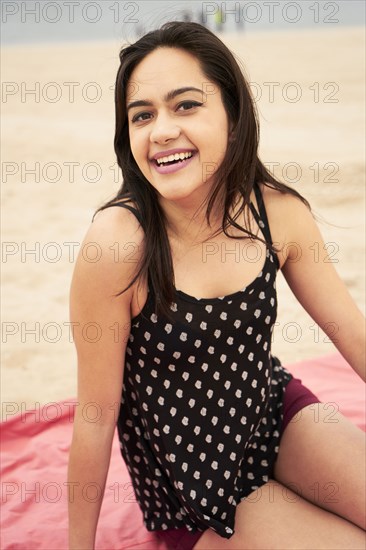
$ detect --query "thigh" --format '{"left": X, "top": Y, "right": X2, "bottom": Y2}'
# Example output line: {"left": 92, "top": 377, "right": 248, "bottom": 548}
{"left": 193, "top": 480, "right": 365, "bottom": 550}
{"left": 274, "top": 402, "right": 366, "bottom": 530}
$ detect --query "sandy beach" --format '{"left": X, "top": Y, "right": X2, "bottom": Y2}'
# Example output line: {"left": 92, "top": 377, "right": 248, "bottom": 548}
{"left": 1, "top": 25, "right": 365, "bottom": 419}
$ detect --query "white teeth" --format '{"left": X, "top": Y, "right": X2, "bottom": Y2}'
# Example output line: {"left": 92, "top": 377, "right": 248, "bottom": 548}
{"left": 156, "top": 151, "right": 193, "bottom": 165}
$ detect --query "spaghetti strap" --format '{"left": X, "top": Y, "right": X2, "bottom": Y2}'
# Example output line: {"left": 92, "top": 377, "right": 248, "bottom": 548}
{"left": 249, "top": 183, "right": 279, "bottom": 269}
{"left": 250, "top": 183, "right": 274, "bottom": 246}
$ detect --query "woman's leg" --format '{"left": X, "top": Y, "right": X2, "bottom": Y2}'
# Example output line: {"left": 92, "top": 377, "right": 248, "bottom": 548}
{"left": 193, "top": 480, "right": 365, "bottom": 550}
{"left": 274, "top": 402, "right": 366, "bottom": 529}
{"left": 193, "top": 403, "right": 366, "bottom": 549}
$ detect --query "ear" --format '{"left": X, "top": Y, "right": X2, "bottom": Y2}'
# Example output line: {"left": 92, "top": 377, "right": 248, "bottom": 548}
{"left": 228, "top": 126, "right": 236, "bottom": 142}
{"left": 228, "top": 120, "right": 236, "bottom": 142}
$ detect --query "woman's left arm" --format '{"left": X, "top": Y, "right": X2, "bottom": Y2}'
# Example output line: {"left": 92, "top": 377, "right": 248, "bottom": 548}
{"left": 265, "top": 187, "right": 365, "bottom": 382}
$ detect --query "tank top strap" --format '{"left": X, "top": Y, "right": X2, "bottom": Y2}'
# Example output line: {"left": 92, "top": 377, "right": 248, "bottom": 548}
{"left": 249, "top": 183, "right": 279, "bottom": 269}
{"left": 249, "top": 183, "right": 274, "bottom": 246}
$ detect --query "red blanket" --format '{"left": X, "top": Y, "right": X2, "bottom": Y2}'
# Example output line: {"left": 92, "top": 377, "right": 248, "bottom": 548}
{"left": 1, "top": 354, "right": 364, "bottom": 549}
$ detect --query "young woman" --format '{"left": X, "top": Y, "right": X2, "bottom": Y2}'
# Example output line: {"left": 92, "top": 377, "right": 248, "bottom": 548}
{"left": 68, "top": 22, "right": 365, "bottom": 550}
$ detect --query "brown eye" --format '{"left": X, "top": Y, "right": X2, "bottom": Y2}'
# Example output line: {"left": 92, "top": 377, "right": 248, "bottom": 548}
{"left": 131, "top": 112, "right": 152, "bottom": 123}
{"left": 177, "top": 101, "right": 203, "bottom": 111}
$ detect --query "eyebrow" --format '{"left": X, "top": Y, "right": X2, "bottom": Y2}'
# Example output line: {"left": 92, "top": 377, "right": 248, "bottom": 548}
{"left": 126, "top": 86, "right": 204, "bottom": 112}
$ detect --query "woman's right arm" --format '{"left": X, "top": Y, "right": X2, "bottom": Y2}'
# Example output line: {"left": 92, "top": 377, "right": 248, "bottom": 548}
{"left": 67, "top": 206, "right": 144, "bottom": 549}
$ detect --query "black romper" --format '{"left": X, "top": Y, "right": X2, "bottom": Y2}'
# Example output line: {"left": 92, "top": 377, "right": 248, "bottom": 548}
{"left": 116, "top": 183, "right": 293, "bottom": 539}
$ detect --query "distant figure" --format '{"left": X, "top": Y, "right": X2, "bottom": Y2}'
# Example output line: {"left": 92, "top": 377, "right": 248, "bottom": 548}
{"left": 236, "top": 10, "right": 244, "bottom": 32}
{"left": 182, "top": 10, "right": 192, "bottom": 22}
{"left": 197, "top": 8, "right": 207, "bottom": 28}
{"left": 215, "top": 7, "right": 224, "bottom": 33}
{"left": 135, "top": 24, "right": 145, "bottom": 39}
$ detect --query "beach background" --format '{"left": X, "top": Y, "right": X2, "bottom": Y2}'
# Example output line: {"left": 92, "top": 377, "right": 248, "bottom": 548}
{"left": 1, "top": 0, "right": 365, "bottom": 419}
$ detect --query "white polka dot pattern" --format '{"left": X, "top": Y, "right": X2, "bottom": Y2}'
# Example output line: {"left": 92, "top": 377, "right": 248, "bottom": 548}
{"left": 117, "top": 191, "right": 293, "bottom": 540}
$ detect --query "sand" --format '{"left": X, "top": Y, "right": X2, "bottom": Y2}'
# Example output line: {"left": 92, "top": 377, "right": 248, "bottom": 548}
{"left": 1, "top": 26, "right": 365, "bottom": 420}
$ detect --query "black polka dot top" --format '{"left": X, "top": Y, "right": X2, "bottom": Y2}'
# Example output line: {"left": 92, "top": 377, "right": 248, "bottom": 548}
{"left": 115, "top": 183, "right": 293, "bottom": 539}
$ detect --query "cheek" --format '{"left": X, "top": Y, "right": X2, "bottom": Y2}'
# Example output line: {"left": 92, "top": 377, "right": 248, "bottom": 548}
{"left": 128, "top": 128, "right": 137, "bottom": 153}
{"left": 129, "top": 132, "right": 145, "bottom": 165}
{"left": 219, "top": 122, "right": 230, "bottom": 156}
{"left": 206, "top": 133, "right": 229, "bottom": 163}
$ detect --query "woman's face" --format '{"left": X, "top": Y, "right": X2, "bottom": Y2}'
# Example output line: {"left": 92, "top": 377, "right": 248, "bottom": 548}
{"left": 126, "top": 47, "right": 230, "bottom": 207}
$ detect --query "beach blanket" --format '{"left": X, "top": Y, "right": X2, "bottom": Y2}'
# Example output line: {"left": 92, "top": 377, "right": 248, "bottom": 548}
{"left": 1, "top": 353, "right": 364, "bottom": 549}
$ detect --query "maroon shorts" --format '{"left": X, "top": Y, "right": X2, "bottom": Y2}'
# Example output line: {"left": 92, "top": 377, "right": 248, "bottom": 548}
{"left": 152, "top": 527, "right": 203, "bottom": 550}
{"left": 152, "top": 376, "right": 320, "bottom": 550}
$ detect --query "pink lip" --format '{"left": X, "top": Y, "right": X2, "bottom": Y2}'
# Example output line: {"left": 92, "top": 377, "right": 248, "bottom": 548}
{"left": 150, "top": 149, "right": 196, "bottom": 174}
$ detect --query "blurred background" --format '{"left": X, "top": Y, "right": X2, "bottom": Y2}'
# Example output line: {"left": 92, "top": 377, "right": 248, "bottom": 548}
{"left": 1, "top": 0, "right": 365, "bottom": 418}
{"left": 2, "top": 0, "right": 365, "bottom": 42}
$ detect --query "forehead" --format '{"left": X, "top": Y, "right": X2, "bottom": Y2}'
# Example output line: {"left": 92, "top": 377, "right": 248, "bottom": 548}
{"left": 126, "top": 47, "right": 215, "bottom": 100}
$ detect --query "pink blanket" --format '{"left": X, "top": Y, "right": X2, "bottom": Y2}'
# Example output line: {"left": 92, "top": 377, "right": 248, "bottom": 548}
{"left": 1, "top": 354, "right": 364, "bottom": 549}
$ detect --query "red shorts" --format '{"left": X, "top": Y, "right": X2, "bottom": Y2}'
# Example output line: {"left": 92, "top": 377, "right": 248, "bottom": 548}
{"left": 152, "top": 376, "right": 320, "bottom": 550}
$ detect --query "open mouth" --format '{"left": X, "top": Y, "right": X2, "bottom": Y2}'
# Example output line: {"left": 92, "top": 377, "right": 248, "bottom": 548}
{"left": 155, "top": 151, "right": 193, "bottom": 166}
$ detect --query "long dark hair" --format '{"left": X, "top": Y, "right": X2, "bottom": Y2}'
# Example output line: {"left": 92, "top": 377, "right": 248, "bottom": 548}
{"left": 96, "top": 21, "right": 310, "bottom": 318}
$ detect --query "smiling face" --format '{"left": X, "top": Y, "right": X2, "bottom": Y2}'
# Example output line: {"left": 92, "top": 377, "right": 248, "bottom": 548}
{"left": 126, "top": 47, "right": 231, "bottom": 208}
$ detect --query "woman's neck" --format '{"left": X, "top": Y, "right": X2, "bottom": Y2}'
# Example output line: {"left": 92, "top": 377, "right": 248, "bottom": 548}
{"left": 160, "top": 190, "right": 246, "bottom": 246}
{"left": 160, "top": 195, "right": 225, "bottom": 246}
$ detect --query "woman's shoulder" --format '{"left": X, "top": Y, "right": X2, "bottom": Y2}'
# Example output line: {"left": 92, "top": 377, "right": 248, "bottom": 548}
{"left": 91, "top": 200, "right": 144, "bottom": 247}
{"left": 259, "top": 182, "right": 312, "bottom": 224}
{"left": 73, "top": 200, "right": 145, "bottom": 289}
{"left": 258, "top": 182, "right": 314, "bottom": 266}
{"left": 260, "top": 182, "right": 309, "bottom": 208}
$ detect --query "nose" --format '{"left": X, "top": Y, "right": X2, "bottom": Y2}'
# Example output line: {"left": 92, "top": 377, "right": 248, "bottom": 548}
{"left": 149, "top": 112, "right": 181, "bottom": 144}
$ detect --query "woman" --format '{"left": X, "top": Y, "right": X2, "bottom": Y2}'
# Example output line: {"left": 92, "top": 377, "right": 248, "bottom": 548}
{"left": 68, "top": 22, "right": 365, "bottom": 549}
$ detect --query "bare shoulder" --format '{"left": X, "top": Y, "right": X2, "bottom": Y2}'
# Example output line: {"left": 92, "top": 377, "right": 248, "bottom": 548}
{"left": 260, "top": 182, "right": 310, "bottom": 214}
{"left": 71, "top": 204, "right": 145, "bottom": 302}
{"left": 260, "top": 183, "right": 313, "bottom": 227}
{"left": 90, "top": 202, "right": 144, "bottom": 249}
{"left": 259, "top": 183, "right": 315, "bottom": 266}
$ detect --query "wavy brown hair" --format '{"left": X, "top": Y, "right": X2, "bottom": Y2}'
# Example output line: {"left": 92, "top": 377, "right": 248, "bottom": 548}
{"left": 96, "top": 21, "right": 310, "bottom": 319}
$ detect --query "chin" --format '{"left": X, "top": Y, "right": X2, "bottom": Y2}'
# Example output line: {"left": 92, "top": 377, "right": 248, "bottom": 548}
{"left": 164, "top": 184, "right": 206, "bottom": 202}
{"left": 160, "top": 191, "right": 193, "bottom": 203}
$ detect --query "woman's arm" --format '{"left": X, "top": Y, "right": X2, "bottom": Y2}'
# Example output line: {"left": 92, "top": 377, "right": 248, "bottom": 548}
{"left": 263, "top": 186, "right": 365, "bottom": 381}
{"left": 68, "top": 206, "right": 144, "bottom": 549}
